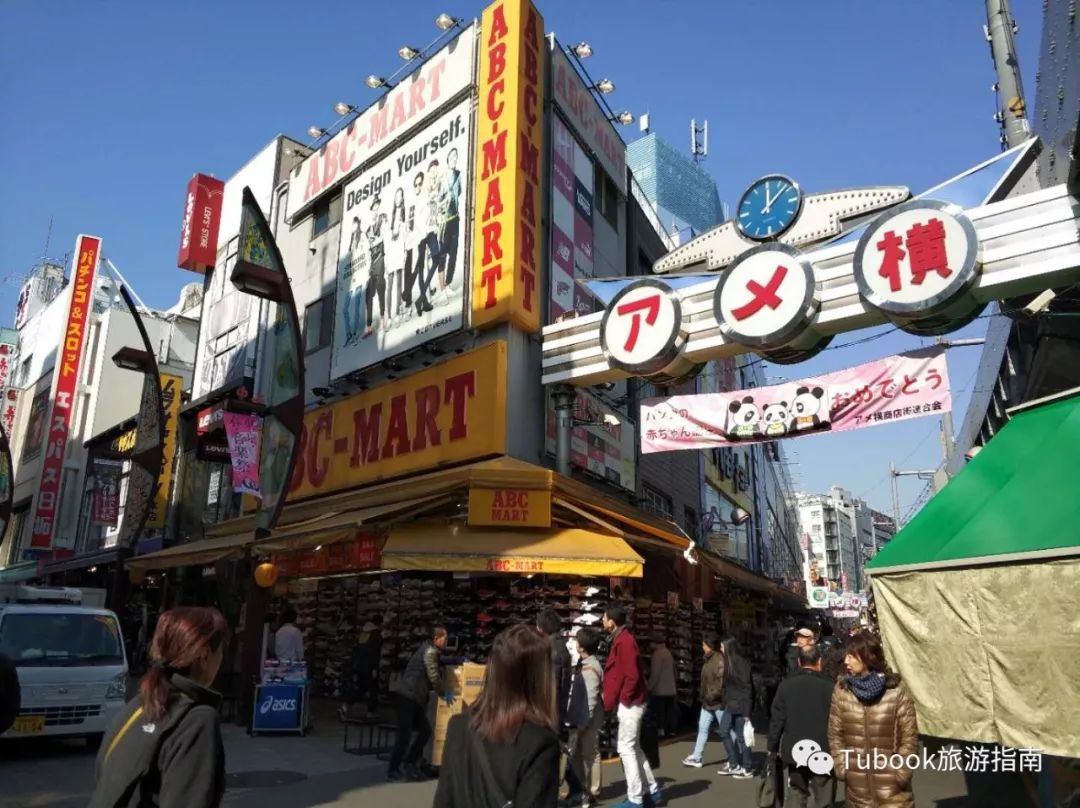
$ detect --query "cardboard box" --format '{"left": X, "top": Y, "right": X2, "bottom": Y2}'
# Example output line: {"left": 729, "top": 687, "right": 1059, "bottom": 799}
{"left": 431, "top": 663, "right": 487, "bottom": 766}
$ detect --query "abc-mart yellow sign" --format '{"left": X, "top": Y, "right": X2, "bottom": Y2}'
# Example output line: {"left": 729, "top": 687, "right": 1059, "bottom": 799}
{"left": 542, "top": 168, "right": 1080, "bottom": 386}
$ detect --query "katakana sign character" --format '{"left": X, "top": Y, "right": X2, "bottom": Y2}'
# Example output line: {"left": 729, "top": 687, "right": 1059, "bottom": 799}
{"left": 905, "top": 218, "right": 953, "bottom": 285}
{"left": 924, "top": 368, "right": 944, "bottom": 390}
{"left": 731, "top": 265, "right": 788, "bottom": 321}
{"left": 615, "top": 293, "right": 661, "bottom": 353}
{"left": 876, "top": 230, "right": 906, "bottom": 293}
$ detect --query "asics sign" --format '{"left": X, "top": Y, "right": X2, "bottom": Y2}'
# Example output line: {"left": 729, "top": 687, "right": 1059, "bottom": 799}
{"left": 260, "top": 695, "right": 298, "bottom": 714}
{"left": 252, "top": 684, "right": 302, "bottom": 732}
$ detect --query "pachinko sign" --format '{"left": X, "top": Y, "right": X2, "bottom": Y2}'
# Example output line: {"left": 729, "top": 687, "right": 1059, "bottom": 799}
{"left": 641, "top": 348, "right": 950, "bottom": 453}
{"left": 30, "top": 235, "right": 100, "bottom": 549}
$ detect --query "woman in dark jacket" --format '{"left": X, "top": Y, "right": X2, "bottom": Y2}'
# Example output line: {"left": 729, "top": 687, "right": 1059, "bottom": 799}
{"left": 717, "top": 637, "right": 754, "bottom": 778}
{"left": 89, "top": 607, "right": 228, "bottom": 808}
{"left": 434, "top": 624, "right": 559, "bottom": 808}
{"left": 828, "top": 633, "right": 918, "bottom": 808}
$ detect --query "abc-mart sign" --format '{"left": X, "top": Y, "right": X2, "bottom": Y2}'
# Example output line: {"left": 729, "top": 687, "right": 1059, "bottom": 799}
{"left": 542, "top": 183, "right": 1080, "bottom": 385}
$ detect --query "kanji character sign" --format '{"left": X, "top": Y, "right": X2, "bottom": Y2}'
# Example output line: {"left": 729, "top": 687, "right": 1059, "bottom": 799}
{"left": 854, "top": 200, "right": 980, "bottom": 322}
{"left": 714, "top": 244, "right": 819, "bottom": 350}
{"left": 601, "top": 280, "right": 683, "bottom": 374}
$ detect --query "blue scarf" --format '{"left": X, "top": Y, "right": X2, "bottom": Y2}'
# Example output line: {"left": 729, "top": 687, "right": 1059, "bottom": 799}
{"left": 846, "top": 672, "right": 886, "bottom": 703}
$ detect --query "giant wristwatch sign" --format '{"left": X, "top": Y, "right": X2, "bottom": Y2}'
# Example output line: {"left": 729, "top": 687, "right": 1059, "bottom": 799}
{"left": 541, "top": 139, "right": 1078, "bottom": 386}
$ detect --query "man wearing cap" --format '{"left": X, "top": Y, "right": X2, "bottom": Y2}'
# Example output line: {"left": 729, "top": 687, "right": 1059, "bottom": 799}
{"left": 785, "top": 627, "right": 816, "bottom": 675}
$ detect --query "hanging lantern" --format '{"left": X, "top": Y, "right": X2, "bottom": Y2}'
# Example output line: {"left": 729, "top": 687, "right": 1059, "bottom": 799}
{"left": 129, "top": 567, "right": 147, "bottom": 585}
{"left": 254, "top": 562, "right": 279, "bottom": 588}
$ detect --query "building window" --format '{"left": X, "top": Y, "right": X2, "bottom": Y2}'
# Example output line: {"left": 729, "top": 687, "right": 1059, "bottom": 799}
{"left": 594, "top": 164, "right": 619, "bottom": 227}
{"left": 303, "top": 294, "right": 335, "bottom": 353}
{"left": 641, "top": 485, "right": 673, "bottom": 519}
{"left": 810, "top": 509, "right": 821, "bottom": 519}
{"left": 311, "top": 191, "right": 343, "bottom": 238}
{"left": 6, "top": 502, "right": 30, "bottom": 564}
{"left": 683, "top": 505, "right": 698, "bottom": 540}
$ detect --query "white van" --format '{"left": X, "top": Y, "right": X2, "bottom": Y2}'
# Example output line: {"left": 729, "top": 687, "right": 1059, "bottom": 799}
{"left": 0, "top": 588, "right": 129, "bottom": 746}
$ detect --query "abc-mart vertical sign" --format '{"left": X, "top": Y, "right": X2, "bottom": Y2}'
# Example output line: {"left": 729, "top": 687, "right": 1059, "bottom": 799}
{"left": 542, "top": 185, "right": 1080, "bottom": 386}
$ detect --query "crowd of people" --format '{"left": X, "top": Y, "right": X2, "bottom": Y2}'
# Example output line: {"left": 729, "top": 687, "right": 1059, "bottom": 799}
{"left": 84, "top": 605, "right": 920, "bottom": 808}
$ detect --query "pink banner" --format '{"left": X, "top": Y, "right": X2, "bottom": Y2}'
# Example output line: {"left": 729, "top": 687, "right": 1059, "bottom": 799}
{"left": 641, "top": 348, "right": 951, "bottom": 453}
{"left": 222, "top": 411, "right": 262, "bottom": 498}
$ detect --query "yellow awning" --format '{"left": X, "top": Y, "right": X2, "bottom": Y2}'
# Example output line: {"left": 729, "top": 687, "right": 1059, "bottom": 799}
{"left": 553, "top": 475, "right": 692, "bottom": 552}
{"left": 382, "top": 523, "right": 644, "bottom": 577}
{"left": 126, "top": 532, "right": 250, "bottom": 571}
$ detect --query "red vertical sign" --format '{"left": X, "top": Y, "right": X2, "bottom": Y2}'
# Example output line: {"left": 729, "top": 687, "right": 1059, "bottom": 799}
{"left": 29, "top": 235, "right": 100, "bottom": 550}
{"left": 177, "top": 173, "right": 225, "bottom": 274}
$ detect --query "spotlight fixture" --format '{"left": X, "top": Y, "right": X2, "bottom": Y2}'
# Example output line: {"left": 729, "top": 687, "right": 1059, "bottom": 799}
{"left": 307, "top": 125, "right": 327, "bottom": 140}
{"left": 594, "top": 78, "right": 615, "bottom": 94}
{"left": 365, "top": 74, "right": 388, "bottom": 89}
{"left": 398, "top": 45, "right": 421, "bottom": 61}
{"left": 333, "top": 102, "right": 355, "bottom": 116}
{"left": 610, "top": 111, "right": 634, "bottom": 125}
{"left": 434, "top": 13, "right": 458, "bottom": 31}
{"left": 572, "top": 42, "right": 593, "bottom": 59}
{"left": 731, "top": 507, "right": 752, "bottom": 526}
{"left": 382, "top": 358, "right": 405, "bottom": 373}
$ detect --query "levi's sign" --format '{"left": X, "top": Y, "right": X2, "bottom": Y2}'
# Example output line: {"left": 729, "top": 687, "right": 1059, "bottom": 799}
{"left": 287, "top": 341, "right": 508, "bottom": 500}
{"left": 285, "top": 27, "right": 476, "bottom": 222}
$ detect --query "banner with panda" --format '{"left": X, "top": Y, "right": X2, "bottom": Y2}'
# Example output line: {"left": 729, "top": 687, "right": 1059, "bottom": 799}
{"left": 640, "top": 347, "right": 951, "bottom": 454}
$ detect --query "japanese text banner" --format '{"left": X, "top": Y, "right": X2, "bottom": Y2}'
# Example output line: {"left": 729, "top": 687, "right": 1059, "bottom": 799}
{"left": 223, "top": 411, "right": 262, "bottom": 498}
{"left": 641, "top": 348, "right": 950, "bottom": 453}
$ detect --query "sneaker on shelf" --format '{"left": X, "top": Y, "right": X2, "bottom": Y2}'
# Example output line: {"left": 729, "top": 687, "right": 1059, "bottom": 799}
{"left": 584, "top": 586, "right": 601, "bottom": 596}
{"left": 732, "top": 767, "right": 754, "bottom": 779}
{"left": 681, "top": 755, "right": 703, "bottom": 768}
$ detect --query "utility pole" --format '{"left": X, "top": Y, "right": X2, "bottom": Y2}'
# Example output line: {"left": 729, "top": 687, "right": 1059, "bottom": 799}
{"left": 890, "top": 464, "right": 938, "bottom": 528}
{"left": 936, "top": 337, "right": 986, "bottom": 473}
{"left": 985, "top": 0, "right": 1030, "bottom": 149}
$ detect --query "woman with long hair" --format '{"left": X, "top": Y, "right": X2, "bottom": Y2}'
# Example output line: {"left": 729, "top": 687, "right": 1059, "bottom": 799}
{"left": 717, "top": 636, "right": 754, "bottom": 778}
{"left": 827, "top": 633, "right": 919, "bottom": 808}
{"left": 434, "top": 624, "right": 559, "bottom": 808}
{"left": 89, "top": 607, "right": 229, "bottom": 808}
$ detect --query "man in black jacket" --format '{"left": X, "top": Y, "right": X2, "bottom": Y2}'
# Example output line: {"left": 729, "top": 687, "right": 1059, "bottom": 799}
{"left": 388, "top": 625, "right": 450, "bottom": 782}
{"left": 537, "top": 608, "right": 578, "bottom": 799}
{"left": 767, "top": 645, "right": 836, "bottom": 808}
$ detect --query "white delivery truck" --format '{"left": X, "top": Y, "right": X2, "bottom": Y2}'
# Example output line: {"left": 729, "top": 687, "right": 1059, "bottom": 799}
{"left": 0, "top": 585, "right": 128, "bottom": 746}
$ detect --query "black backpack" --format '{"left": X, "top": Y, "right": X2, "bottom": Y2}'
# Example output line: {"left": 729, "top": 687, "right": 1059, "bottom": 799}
{"left": 564, "top": 663, "right": 591, "bottom": 729}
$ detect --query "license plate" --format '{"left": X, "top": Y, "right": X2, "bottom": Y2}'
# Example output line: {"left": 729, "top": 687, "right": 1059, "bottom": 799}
{"left": 11, "top": 715, "right": 45, "bottom": 734}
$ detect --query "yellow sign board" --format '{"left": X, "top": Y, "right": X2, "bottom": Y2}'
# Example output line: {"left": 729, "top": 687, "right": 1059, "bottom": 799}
{"left": 468, "top": 487, "right": 551, "bottom": 528}
{"left": 471, "top": 0, "right": 545, "bottom": 333}
{"left": 146, "top": 373, "right": 182, "bottom": 529}
{"left": 287, "top": 342, "right": 508, "bottom": 500}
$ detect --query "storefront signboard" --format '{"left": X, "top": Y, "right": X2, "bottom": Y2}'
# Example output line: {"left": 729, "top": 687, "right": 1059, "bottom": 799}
{"left": 252, "top": 683, "right": 302, "bottom": 731}
{"left": 30, "top": 235, "right": 100, "bottom": 549}
{"left": 332, "top": 99, "right": 472, "bottom": 378}
{"left": 548, "top": 115, "right": 597, "bottom": 321}
{"left": 808, "top": 585, "right": 829, "bottom": 609}
{"left": 91, "top": 459, "right": 122, "bottom": 526}
{"left": 468, "top": 487, "right": 551, "bottom": 528}
{"left": 471, "top": 0, "right": 545, "bottom": 333}
{"left": 177, "top": 173, "right": 225, "bottom": 274}
{"left": 146, "top": 373, "right": 182, "bottom": 529}
{"left": 285, "top": 27, "right": 476, "bottom": 222}
{"left": 288, "top": 341, "right": 507, "bottom": 500}
{"left": 223, "top": 411, "right": 262, "bottom": 497}
{"left": 275, "top": 534, "right": 380, "bottom": 578}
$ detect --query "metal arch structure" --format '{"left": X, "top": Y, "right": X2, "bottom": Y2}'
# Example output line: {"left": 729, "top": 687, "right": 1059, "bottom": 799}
{"left": 542, "top": 140, "right": 1080, "bottom": 387}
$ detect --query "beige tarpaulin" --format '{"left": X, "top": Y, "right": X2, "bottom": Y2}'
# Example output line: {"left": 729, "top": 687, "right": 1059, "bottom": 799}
{"left": 872, "top": 557, "right": 1080, "bottom": 758}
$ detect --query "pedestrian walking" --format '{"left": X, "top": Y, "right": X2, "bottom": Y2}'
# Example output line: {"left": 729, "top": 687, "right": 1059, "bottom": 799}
{"left": 388, "top": 625, "right": 452, "bottom": 782}
{"left": 767, "top": 644, "right": 837, "bottom": 808}
{"left": 434, "top": 624, "right": 559, "bottom": 808}
{"left": 0, "top": 651, "right": 20, "bottom": 736}
{"left": 827, "top": 633, "right": 918, "bottom": 808}
{"left": 646, "top": 637, "right": 678, "bottom": 737}
{"left": 339, "top": 615, "right": 383, "bottom": 720}
{"left": 88, "top": 607, "right": 228, "bottom": 808}
{"left": 786, "top": 626, "right": 816, "bottom": 674}
{"left": 681, "top": 632, "right": 734, "bottom": 769}
{"left": 601, "top": 604, "right": 665, "bottom": 808}
{"left": 716, "top": 637, "right": 754, "bottom": 779}
{"left": 537, "top": 607, "right": 578, "bottom": 800}
{"left": 273, "top": 605, "right": 304, "bottom": 662}
{"left": 565, "top": 627, "right": 605, "bottom": 807}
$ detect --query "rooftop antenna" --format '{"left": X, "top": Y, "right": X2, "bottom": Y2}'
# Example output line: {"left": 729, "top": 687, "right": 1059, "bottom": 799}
{"left": 41, "top": 215, "right": 53, "bottom": 265}
{"left": 690, "top": 118, "right": 708, "bottom": 164}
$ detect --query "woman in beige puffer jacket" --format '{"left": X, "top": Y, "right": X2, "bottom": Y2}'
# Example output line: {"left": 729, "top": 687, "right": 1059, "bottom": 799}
{"left": 827, "top": 633, "right": 919, "bottom": 808}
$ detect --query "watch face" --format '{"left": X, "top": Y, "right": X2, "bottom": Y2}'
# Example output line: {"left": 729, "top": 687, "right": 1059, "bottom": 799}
{"left": 736, "top": 175, "right": 803, "bottom": 241}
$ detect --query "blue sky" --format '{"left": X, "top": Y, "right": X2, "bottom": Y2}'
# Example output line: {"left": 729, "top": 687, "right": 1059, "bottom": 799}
{"left": 0, "top": 1, "right": 1043, "bottom": 516}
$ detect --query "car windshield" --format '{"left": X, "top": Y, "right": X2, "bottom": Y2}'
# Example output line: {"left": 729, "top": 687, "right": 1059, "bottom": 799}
{"left": 0, "top": 613, "right": 124, "bottom": 667}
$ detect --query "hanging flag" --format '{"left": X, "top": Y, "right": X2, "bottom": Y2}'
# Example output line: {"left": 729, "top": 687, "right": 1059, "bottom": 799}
{"left": 92, "top": 459, "right": 123, "bottom": 526}
{"left": 222, "top": 411, "right": 262, "bottom": 498}
{"left": 641, "top": 347, "right": 951, "bottom": 453}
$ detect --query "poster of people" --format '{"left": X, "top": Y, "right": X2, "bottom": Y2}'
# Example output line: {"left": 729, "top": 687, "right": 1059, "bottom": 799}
{"left": 332, "top": 99, "right": 472, "bottom": 379}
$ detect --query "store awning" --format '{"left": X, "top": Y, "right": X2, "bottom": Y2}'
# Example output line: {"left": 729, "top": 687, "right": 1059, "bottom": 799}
{"left": 867, "top": 388, "right": 1080, "bottom": 575}
{"left": 40, "top": 548, "right": 125, "bottom": 576}
{"left": 126, "top": 532, "right": 251, "bottom": 571}
{"left": 699, "top": 549, "right": 807, "bottom": 610}
{"left": 553, "top": 476, "right": 693, "bottom": 552}
{"left": 382, "top": 524, "right": 644, "bottom": 577}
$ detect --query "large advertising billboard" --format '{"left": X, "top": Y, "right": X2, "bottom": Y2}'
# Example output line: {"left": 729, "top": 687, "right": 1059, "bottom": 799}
{"left": 331, "top": 99, "right": 472, "bottom": 379}
{"left": 285, "top": 27, "right": 476, "bottom": 223}
{"left": 549, "top": 115, "right": 596, "bottom": 321}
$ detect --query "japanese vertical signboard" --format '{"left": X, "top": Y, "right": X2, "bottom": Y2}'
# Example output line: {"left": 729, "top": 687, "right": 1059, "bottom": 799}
{"left": 332, "top": 100, "right": 472, "bottom": 378}
{"left": 472, "top": 0, "right": 544, "bottom": 333}
{"left": 29, "top": 235, "right": 100, "bottom": 549}
{"left": 92, "top": 459, "right": 122, "bottom": 526}
{"left": 641, "top": 348, "right": 951, "bottom": 453}
{"left": 0, "top": 341, "right": 16, "bottom": 439}
{"left": 548, "top": 116, "right": 596, "bottom": 321}
{"left": 177, "top": 173, "right": 225, "bottom": 274}
{"left": 222, "top": 411, "right": 262, "bottom": 497}
{"left": 146, "top": 373, "right": 182, "bottom": 529}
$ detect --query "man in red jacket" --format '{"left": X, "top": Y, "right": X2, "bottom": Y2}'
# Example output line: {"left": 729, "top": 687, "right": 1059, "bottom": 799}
{"left": 602, "top": 604, "right": 665, "bottom": 808}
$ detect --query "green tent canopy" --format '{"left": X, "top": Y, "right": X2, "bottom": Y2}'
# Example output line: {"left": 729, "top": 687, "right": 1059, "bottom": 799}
{"left": 867, "top": 388, "right": 1080, "bottom": 573}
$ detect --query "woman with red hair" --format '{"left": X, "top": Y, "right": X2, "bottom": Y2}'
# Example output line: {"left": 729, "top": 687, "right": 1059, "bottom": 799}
{"left": 89, "top": 607, "right": 229, "bottom": 808}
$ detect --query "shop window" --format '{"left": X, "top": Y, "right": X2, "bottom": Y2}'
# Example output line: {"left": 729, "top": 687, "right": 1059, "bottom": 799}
{"left": 594, "top": 164, "right": 619, "bottom": 227}
{"left": 303, "top": 294, "right": 335, "bottom": 354}
{"left": 641, "top": 485, "right": 673, "bottom": 519}
{"left": 311, "top": 191, "right": 343, "bottom": 238}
